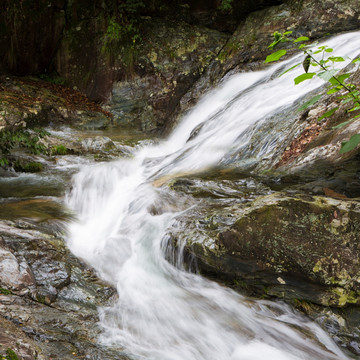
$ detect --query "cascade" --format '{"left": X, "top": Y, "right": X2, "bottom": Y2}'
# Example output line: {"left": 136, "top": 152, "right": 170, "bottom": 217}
{"left": 66, "top": 32, "right": 360, "bottom": 360}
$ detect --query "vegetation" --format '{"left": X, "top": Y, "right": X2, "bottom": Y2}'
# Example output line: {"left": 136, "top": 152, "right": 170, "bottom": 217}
{"left": 39, "top": 73, "right": 66, "bottom": 86}
{"left": 218, "top": 0, "right": 233, "bottom": 13}
{"left": 0, "top": 128, "right": 49, "bottom": 167}
{"left": 0, "top": 288, "right": 12, "bottom": 295}
{"left": 101, "top": 0, "right": 145, "bottom": 72}
{"left": 0, "top": 349, "right": 19, "bottom": 360}
{"left": 266, "top": 31, "right": 360, "bottom": 153}
{"left": 13, "top": 160, "right": 44, "bottom": 173}
{"left": 51, "top": 144, "right": 68, "bottom": 156}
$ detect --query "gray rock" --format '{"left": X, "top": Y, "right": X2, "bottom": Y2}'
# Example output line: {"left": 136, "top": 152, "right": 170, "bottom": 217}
{"left": 81, "top": 136, "right": 116, "bottom": 152}
{"left": 169, "top": 192, "right": 360, "bottom": 307}
{"left": 0, "top": 247, "right": 35, "bottom": 294}
{"left": 0, "top": 219, "right": 130, "bottom": 359}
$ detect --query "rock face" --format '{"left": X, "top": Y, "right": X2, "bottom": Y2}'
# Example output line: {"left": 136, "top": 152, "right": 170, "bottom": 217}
{"left": 0, "top": 247, "right": 35, "bottom": 295}
{"left": 0, "top": 315, "right": 45, "bottom": 360}
{"left": 222, "top": 194, "right": 360, "bottom": 306}
{"left": 270, "top": 68, "right": 360, "bottom": 186}
{"left": 0, "top": 0, "right": 289, "bottom": 133}
{"left": 108, "top": 19, "right": 228, "bottom": 131}
{"left": 167, "top": 184, "right": 360, "bottom": 355}
{"left": 169, "top": 189, "right": 360, "bottom": 307}
{"left": 0, "top": 218, "right": 129, "bottom": 360}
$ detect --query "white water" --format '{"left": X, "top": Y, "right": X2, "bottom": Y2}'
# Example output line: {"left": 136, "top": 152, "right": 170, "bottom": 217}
{"left": 65, "top": 32, "right": 360, "bottom": 360}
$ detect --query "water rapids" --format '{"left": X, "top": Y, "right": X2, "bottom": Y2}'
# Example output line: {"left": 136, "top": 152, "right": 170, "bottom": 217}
{"left": 65, "top": 32, "right": 360, "bottom": 360}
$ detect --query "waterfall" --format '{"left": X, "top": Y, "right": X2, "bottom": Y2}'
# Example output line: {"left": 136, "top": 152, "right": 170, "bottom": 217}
{"left": 65, "top": 32, "right": 360, "bottom": 360}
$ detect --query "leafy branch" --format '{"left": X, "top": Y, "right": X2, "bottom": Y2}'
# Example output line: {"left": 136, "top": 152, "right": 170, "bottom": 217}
{"left": 265, "top": 31, "right": 360, "bottom": 153}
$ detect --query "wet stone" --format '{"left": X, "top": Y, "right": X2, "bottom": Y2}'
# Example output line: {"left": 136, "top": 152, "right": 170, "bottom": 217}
{"left": 0, "top": 218, "right": 129, "bottom": 359}
{"left": 0, "top": 247, "right": 35, "bottom": 294}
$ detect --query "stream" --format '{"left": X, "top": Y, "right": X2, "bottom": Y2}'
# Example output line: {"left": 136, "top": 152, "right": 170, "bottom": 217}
{"left": 63, "top": 32, "right": 360, "bottom": 359}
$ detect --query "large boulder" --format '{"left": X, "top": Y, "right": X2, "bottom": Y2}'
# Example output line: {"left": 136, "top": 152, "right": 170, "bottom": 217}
{"left": 0, "top": 217, "right": 130, "bottom": 359}
{"left": 168, "top": 190, "right": 360, "bottom": 307}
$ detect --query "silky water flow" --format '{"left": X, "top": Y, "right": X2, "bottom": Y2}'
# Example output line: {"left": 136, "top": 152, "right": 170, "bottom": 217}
{"left": 65, "top": 32, "right": 360, "bottom": 360}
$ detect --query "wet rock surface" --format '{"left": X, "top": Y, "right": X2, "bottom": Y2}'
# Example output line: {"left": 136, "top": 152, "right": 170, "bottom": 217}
{"left": 0, "top": 315, "right": 45, "bottom": 360}
{"left": 0, "top": 126, "right": 154, "bottom": 359}
{"left": 168, "top": 188, "right": 360, "bottom": 306}
{"left": 107, "top": 18, "right": 228, "bottom": 132}
{"left": 0, "top": 218, "right": 129, "bottom": 359}
{"left": 166, "top": 177, "right": 360, "bottom": 356}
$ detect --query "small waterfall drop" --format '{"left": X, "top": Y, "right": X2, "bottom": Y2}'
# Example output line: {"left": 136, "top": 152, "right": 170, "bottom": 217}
{"left": 66, "top": 32, "right": 360, "bottom": 360}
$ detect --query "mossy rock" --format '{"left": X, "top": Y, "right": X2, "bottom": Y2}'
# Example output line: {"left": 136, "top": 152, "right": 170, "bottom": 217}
{"left": 13, "top": 160, "right": 43, "bottom": 173}
{"left": 171, "top": 192, "right": 360, "bottom": 307}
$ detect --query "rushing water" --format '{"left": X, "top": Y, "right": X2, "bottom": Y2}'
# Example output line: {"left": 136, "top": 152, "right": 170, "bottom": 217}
{"left": 65, "top": 32, "right": 360, "bottom": 360}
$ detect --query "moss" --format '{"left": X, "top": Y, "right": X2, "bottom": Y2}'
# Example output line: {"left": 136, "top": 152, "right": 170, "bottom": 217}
{"left": 292, "top": 298, "right": 314, "bottom": 313}
{"left": 5, "top": 349, "right": 19, "bottom": 360}
{"left": 38, "top": 73, "right": 66, "bottom": 86}
{"left": 14, "top": 161, "right": 43, "bottom": 173}
{"left": 217, "top": 40, "right": 242, "bottom": 63}
{"left": 331, "top": 287, "right": 359, "bottom": 306}
{"left": 0, "top": 288, "right": 12, "bottom": 295}
{"left": 233, "top": 279, "right": 249, "bottom": 290}
{"left": 35, "top": 294, "right": 46, "bottom": 304}
{"left": 51, "top": 144, "right": 68, "bottom": 155}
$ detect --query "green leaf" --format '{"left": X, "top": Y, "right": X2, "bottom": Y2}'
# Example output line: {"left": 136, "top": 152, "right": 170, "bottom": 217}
{"left": 328, "top": 56, "right": 345, "bottom": 62}
{"left": 265, "top": 49, "right": 287, "bottom": 63}
{"left": 325, "top": 48, "right": 333, "bottom": 53}
{"left": 327, "top": 86, "right": 343, "bottom": 95}
{"left": 268, "top": 32, "right": 285, "bottom": 49}
{"left": 294, "top": 36, "right": 310, "bottom": 42}
{"left": 329, "top": 77, "right": 339, "bottom": 86}
{"left": 294, "top": 72, "right": 316, "bottom": 85}
{"left": 268, "top": 39, "right": 282, "bottom": 49}
{"left": 297, "top": 94, "right": 321, "bottom": 112}
{"left": 0, "top": 158, "right": 8, "bottom": 166}
{"left": 273, "top": 31, "right": 282, "bottom": 39}
{"left": 349, "top": 105, "right": 360, "bottom": 112}
{"left": 279, "top": 63, "right": 301, "bottom": 76}
{"left": 330, "top": 73, "right": 350, "bottom": 85}
{"left": 318, "top": 107, "right": 338, "bottom": 121}
{"left": 283, "top": 31, "right": 293, "bottom": 35}
{"left": 317, "top": 69, "right": 338, "bottom": 82}
{"left": 340, "top": 134, "right": 360, "bottom": 153}
{"left": 303, "top": 55, "right": 311, "bottom": 73}
{"left": 332, "top": 119, "right": 354, "bottom": 129}
{"left": 352, "top": 57, "right": 360, "bottom": 64}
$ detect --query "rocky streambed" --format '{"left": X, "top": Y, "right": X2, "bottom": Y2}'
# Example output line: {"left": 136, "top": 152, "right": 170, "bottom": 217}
{"left": 1, "top": 1, "right": 360, "bottom": 357}
{"left": 1, "top": 112, "right": 360, "bottom": 358}
{"left": 0, "top": 126, "right": 156, "bottom": 360}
